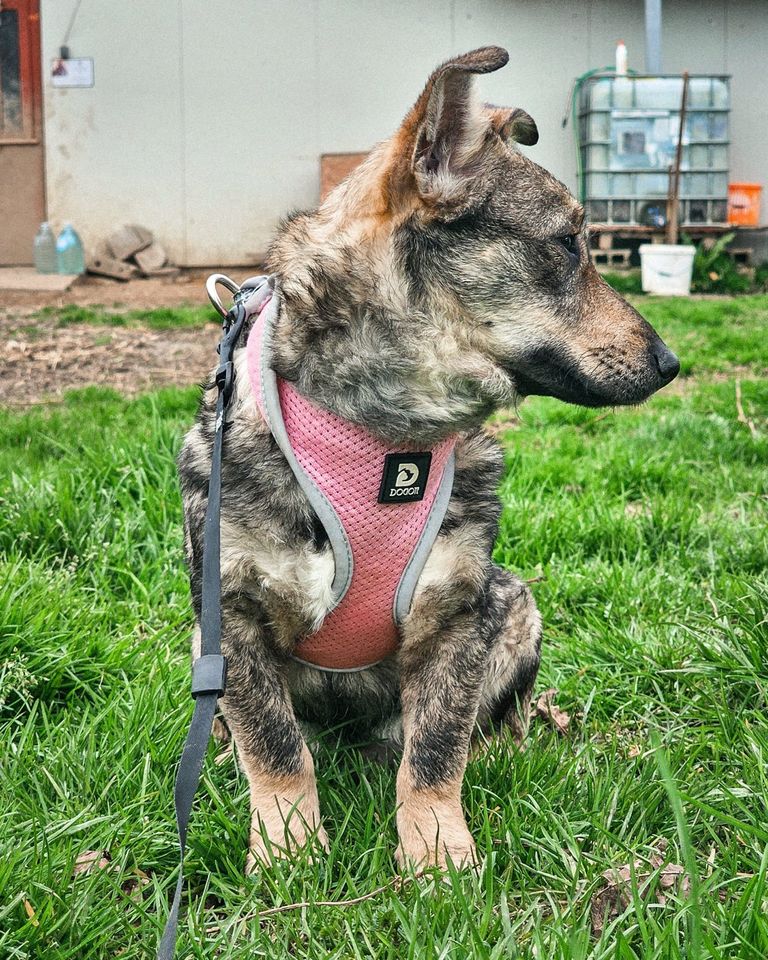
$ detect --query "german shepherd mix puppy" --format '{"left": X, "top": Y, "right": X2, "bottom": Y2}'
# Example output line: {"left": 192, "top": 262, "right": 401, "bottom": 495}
{"left": 178, "top": 47, "right": 679, "bottom": 871}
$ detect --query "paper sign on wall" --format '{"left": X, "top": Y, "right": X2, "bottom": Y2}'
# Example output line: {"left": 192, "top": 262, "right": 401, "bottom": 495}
{"left": 51, "top": 58, "right": 94, "bottom": 88}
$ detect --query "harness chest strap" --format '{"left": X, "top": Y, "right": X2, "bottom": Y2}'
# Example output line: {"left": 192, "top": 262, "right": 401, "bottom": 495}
{"left": 245, "top": 280, "right": 457, "bottom": 671}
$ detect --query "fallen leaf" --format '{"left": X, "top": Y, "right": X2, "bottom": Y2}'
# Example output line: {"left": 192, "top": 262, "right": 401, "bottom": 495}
{"left": 73, "top": 850, "right": 111, "bottom": 877}
{"left": 533, "top": 688, "right": 571, "bottom": 735}
{"left": 121, "top": 867, "right": 150, "bottom": 902}
{"left": 590, "top": 847, "right": 691, "bottom": 936}
{"left": 213, "top": 744, "right": 235, "bottom": 767}
{"left": 656, "top": 863, "right": 690, "bottom": 905}
{"left": 211, "top": 715, "right": 230, "bottom": 744}
{"left": 23, "top": 899, "right": 39, "bottom": 927}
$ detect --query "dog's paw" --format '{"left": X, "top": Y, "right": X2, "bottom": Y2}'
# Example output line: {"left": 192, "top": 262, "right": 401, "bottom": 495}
{"left": 396, "top": 833, "right": 477, "bottom": 871}
{"left": 246, "top": 813, "right": 329, "bottom": 872}
{"left": 395, "top": 808, "right": 477, "bottom": 871}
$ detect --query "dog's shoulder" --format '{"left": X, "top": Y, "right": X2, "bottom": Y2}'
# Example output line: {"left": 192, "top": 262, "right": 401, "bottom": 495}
{"left": 452, "top": 427, "right": 505, "bottom": 498}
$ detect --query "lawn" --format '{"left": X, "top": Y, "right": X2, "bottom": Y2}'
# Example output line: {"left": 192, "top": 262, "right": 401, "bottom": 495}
{"left": 1, "top": 296, "right": 767, "bottom": 959}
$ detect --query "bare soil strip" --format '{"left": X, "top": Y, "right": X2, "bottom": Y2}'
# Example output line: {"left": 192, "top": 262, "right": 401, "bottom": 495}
{"left": 0, "top": 272, "right": 231, "bottom": 404}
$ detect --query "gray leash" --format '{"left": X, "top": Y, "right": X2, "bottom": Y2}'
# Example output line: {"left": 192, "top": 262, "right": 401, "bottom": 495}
{"left": 157, "top": 276, "right": 267, "bottom": 959}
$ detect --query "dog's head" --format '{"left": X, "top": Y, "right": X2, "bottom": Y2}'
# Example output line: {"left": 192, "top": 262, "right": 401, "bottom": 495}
{"left": 309, "top": 46, "right": 678, "bottom": 410}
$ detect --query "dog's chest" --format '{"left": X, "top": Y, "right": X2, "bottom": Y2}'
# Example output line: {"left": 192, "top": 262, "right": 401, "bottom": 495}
{"left": 243, "top": 282, "right": 457, "bottom": 672}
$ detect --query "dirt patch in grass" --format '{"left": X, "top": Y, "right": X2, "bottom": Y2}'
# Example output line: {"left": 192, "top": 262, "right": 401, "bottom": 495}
{"left": 0, "top": 272, "right": 241, "bottom": 405}
{"left": 1, "top": 320, "right": 219, "bottom": 405}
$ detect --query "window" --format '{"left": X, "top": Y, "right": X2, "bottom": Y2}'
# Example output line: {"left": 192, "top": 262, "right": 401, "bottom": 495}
{"left": 0, "top": 9, "right": 23, "bottom": 136}
{"left": 0, "top": 1, "right": 41, "bottom": 142}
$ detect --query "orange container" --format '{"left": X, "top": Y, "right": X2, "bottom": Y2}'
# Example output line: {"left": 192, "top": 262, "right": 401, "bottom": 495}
{"left": 727, "top": 182, "right": 762, "bottom": 226}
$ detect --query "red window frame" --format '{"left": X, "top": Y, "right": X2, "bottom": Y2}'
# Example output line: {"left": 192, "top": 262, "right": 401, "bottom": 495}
{"left": 0, "top": 0, "right": 42, "bottom": 143}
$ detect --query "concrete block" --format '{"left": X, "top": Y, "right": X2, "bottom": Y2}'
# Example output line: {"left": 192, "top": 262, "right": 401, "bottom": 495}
{"left": 106, "top": 224, "right": 153, "bottom": 261}
{"left": 134, "top": 242, "right": 168, "bottom": 274}
{"left": 87, "top": 254, "right": 137, "bottom": 281}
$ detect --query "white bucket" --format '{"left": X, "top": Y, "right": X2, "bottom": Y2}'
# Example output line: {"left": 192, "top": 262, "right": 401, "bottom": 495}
{"left": 639, "top": 244, "right": 696, "bottom": 296}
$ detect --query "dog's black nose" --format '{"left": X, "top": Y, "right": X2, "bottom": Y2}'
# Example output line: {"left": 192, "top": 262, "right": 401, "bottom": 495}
{"left": 653, "top": 344, "right": 680, "bottom": 384}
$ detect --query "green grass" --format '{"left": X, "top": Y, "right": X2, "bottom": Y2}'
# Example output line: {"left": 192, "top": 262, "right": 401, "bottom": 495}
{"left": 637, "top": 295, "right": 768, "bottom": 377}
{"left": 33, "top": 303, "right": 218, "bottom": 330}
{"left": 602, "top": 271, "right": 643, "bottom": 296}
{"left": 1, "top": 298, "right": 767, "bottom": 958}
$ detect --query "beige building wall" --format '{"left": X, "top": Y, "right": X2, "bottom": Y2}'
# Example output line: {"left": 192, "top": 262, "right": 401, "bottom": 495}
{"left": 40, "top": 0, "right": 768, "bottom": 266}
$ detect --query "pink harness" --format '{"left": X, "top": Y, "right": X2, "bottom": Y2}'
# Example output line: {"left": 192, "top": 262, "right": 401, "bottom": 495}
{"left": 245, "top": 284, "right": 456, "bottom": 671}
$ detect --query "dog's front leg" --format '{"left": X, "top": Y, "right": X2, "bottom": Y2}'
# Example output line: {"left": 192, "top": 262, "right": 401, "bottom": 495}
{"left": 395, "top": 610, "right": 489, "bottom": 869}
{"left": 205, "top": 613, "right": 328, "bottom": 870}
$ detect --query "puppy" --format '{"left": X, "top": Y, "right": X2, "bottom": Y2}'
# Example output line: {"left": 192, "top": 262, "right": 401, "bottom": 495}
{"left": 178, "top": 46, "right": 678, "bottom": 871}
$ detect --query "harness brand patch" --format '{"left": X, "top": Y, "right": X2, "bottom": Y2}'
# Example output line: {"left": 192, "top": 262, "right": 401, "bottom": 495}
{"left": 378, "top": 452, "right": 432, "bottom": 504}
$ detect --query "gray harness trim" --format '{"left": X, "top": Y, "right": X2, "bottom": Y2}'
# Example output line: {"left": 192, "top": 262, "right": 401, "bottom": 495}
{"left": 393, "top": 449, "right": 455, "bottom": 624}
{"left": 245, "top": 281, "right": 353, "bottom": 607}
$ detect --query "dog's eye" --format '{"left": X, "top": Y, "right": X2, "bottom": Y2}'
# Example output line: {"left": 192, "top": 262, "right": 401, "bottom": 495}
{"left": 557, "top": 234, "right": 579, "bottom": 257}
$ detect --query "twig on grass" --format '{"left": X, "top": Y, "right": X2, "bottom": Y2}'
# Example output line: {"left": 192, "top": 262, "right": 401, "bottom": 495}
{"left": 205, "top": 872, "right": 421, "bottom": 933}
{"left": 735, "top": 378, "right": 758, "bottom": 439}
{"left": 3, "top": 397, "right": 66, "bottom": 408}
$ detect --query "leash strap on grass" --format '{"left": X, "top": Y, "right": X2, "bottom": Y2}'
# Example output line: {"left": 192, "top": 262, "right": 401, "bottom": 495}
{"left": 157, "top": 300, "right": 247, "bottom": 960}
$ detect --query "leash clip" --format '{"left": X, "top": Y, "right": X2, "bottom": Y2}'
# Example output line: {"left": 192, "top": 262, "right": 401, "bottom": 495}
{"left": 206, "top": 273, "right": 241, "bottom": 319}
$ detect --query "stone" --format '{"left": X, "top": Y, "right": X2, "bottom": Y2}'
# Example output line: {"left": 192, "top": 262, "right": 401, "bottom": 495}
{"left": 133, "top": 242, "right": 168, "bottom": 274}
{"left": 106, "top": 224, "right": 153, "bottom": 261}
{"left": 86, "top": 254, "right": 136, "bottom": 281}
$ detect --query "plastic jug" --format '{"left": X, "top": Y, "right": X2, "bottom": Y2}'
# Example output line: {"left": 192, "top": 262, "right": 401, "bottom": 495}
{"left": 56, "top": 223, "right": 85, "bottom": 275}
{"left": 33, "top": 222, "right": 58, "bottom": 274}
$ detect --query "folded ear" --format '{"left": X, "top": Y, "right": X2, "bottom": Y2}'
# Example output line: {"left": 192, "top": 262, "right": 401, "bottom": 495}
{"left": 485, "top": 105, "right": 539, "bottom": 146}
{"left": 400, "top": 47, "right": 509, "bottom": 206}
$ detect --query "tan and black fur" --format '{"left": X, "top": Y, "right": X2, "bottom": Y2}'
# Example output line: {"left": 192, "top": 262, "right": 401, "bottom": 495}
{"left": 178, "top": 47, "right": 679, "bottom": 870}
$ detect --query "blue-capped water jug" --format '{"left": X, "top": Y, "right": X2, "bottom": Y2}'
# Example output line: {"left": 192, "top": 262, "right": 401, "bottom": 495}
{"left": 56, "top": 223, "right": 85, "bottom": 275}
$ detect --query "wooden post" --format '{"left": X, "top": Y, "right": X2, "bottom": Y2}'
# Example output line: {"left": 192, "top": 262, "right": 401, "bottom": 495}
{"left": 666, "top": 71, "right": 690, "bottom": 245}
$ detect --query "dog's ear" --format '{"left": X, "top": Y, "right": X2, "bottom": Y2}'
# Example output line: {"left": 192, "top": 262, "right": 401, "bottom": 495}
{"left": 399, "top": 47, "right": 509, "bottom": 207}
{"left": 485, "top": 105, "right": 539, "bottom": 146}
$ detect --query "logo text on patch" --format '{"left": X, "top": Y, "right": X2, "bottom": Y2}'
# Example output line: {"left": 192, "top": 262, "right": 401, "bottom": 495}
{"left": 378, "top": 452, "right": 432, "bottom": 504}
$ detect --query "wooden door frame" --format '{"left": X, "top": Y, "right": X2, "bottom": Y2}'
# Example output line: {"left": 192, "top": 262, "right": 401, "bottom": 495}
{"left": 0, "top": 0, "right": 46, "bottom": 263}
{"left": 0, "top": 0, "right": 42, "bottom": 144}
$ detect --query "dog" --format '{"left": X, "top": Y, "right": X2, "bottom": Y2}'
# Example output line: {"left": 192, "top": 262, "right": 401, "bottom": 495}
{"left": 178, "top": 46, "right": 679, "bottom": 872}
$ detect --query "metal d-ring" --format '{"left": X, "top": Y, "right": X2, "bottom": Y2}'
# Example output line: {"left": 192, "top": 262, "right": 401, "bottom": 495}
{"left": 205, "top": 274, "right": 241, "bottom": 318}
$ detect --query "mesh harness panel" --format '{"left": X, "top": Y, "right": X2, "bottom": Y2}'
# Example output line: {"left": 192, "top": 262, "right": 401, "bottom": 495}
{"left": 245, "top": 286, "right": 457, "bottom": 671}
